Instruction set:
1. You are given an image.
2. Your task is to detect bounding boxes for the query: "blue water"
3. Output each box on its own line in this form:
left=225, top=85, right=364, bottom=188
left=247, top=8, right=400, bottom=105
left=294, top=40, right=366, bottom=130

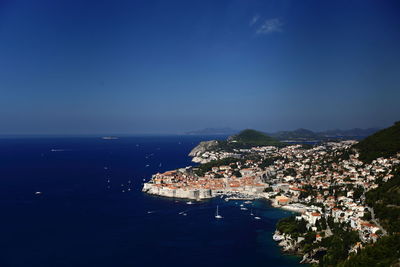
left=0, top=136, right=303, bottom=267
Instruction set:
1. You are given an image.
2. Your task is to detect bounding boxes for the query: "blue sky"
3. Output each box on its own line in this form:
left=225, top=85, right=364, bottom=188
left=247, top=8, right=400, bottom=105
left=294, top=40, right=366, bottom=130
left=0, top=0, right=399, bottom=134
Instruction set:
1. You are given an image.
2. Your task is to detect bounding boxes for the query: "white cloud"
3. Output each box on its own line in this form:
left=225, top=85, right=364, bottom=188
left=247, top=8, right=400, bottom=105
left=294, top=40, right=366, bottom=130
left=256, top=18, right=283, bottom=35
left=249, top=14, right=260, bottom=26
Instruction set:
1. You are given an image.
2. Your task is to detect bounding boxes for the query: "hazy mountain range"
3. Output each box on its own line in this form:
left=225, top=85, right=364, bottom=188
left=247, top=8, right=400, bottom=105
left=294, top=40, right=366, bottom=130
left=185, top=127, right=381, bottom=140
left=185, top=127, right=239, bottom=135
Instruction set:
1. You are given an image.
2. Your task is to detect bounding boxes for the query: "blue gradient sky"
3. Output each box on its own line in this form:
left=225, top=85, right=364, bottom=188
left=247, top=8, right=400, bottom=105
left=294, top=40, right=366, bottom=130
left=1, top=0, right=399, bottom=134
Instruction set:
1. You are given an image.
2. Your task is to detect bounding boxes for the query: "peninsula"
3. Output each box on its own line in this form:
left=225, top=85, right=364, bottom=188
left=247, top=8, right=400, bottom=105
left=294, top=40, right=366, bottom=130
left=142, top=130, right=280, bottom=199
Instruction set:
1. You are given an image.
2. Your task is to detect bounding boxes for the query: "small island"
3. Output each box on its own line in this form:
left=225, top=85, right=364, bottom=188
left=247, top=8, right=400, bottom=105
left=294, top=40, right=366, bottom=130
left=101, top=136, right=119, bottom=140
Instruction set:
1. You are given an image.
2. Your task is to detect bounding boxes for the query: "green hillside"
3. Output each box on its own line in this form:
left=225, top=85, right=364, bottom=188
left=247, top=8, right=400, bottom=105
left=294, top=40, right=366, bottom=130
left=340, top=168, right=400, bottom=267
left=365, top=167, right=400, bottom=233
left=339, top=234, right=400, bottom=267
left=341, top=122, right=400, bottom=266
left=229, top=129, right=281, bottom=147
left=354, top=121, right=400, bottom=163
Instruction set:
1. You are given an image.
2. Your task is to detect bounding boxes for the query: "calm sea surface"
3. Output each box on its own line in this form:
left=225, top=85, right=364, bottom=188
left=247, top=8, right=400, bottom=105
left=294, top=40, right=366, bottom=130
left=0, top=136, right=304, bottom=267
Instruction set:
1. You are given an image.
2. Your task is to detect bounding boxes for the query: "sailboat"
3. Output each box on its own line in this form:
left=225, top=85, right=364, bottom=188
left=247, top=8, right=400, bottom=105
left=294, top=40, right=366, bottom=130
left=253, top=209, right=261, bottom=220
left=215, top=205, right=223, bottom=219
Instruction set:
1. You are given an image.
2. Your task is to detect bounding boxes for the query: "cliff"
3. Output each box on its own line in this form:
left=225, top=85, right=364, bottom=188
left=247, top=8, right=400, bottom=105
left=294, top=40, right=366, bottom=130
left=188, top=140, right=219, bottom=159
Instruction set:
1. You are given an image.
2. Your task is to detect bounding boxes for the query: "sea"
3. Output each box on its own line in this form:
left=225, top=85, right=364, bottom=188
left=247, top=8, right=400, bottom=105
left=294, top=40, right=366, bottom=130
left=0, top=136, right=304, bottom=267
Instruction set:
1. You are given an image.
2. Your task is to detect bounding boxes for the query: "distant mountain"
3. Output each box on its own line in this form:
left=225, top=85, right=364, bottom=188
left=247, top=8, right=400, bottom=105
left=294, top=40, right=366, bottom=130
left=228, top=129, right=281, bottom=147
left=268, top=127, right=381, bottom=141
left=187, top=127, right=381, bottom=141
left=354, top=121, right=400, bottom=163
left=185, top=127, right=238, bottom=135
left=319, top=128, right=380, bottom=137
left=270, top=128, right=319, bottom=140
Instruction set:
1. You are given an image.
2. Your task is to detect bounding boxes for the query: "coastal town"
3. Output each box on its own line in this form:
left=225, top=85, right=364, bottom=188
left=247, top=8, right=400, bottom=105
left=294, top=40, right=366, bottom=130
left=143, top=132, right=400, bottom=264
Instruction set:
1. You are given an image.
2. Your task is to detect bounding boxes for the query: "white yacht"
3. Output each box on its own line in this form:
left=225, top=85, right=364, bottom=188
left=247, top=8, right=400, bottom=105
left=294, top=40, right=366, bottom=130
left=215, top=205, right=223, bottom=219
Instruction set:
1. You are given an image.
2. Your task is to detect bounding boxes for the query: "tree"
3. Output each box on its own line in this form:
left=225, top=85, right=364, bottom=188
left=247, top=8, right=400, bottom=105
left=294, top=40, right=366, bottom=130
left=320, top=217, right=327, bottom=230
left=362, top=211, right=372, bottom=221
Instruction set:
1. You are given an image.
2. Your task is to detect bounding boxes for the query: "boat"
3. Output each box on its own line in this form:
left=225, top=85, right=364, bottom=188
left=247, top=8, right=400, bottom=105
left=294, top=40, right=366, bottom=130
left=240, top=207, right=248, bottom=211
left=35, top=191, right=42, bottom=195
left=244, top=201, right=252, bottom=204
left=51, top=149, right=65, bottom=152
left=254, top=216, right=261, bottom=220
left=186, top=201, right=193, bottom=205
left=179, top=211, right=188, bottom=216
left=215, top=205, right=223, bottom=219
left=250, top=209, right=254, bottom=216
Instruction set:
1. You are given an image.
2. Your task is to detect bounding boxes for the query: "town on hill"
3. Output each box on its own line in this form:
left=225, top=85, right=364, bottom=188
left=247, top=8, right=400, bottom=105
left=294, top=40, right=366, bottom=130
left=143, top=122, right=400, bottom=266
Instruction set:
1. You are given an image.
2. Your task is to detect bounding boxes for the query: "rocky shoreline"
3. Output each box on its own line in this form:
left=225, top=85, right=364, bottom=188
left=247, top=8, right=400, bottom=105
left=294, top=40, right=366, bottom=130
left=273, top=230, right=320, bottom=264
